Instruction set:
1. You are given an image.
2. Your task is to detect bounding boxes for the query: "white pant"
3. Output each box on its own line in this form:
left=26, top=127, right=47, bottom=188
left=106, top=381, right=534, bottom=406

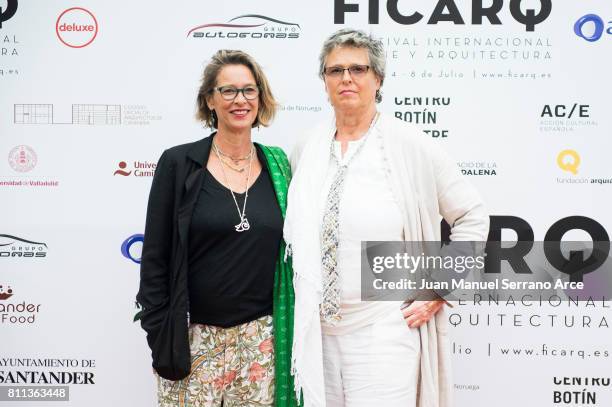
left=322, top=307, right=421, bottom=407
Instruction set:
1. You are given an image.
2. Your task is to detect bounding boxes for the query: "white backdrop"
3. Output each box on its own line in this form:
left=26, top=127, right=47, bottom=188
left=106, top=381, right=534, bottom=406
left=2, top=0, right=611, bottom=406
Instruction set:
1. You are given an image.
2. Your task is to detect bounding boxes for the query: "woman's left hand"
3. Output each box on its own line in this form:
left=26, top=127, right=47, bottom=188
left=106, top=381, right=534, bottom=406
left=400, top=300, right=445, bottom=328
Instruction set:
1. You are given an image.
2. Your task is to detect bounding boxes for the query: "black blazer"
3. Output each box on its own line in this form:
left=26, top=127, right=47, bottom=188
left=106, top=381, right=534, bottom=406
left=136, top=134, right=224, bottom=380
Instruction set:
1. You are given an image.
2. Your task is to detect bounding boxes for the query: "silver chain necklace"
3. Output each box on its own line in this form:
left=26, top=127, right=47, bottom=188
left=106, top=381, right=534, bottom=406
left=212, top=141, right=254, bottom=232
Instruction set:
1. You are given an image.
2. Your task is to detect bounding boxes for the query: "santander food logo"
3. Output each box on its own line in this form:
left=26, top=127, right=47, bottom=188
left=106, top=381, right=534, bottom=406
left=55, top=7, right=98, bottom=48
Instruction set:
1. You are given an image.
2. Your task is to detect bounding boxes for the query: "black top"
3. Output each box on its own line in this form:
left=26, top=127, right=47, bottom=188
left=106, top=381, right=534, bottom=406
left=187, top=146, right=283, bottom=327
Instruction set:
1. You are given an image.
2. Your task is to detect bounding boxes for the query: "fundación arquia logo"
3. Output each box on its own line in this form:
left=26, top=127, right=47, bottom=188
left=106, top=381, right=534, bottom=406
left=0, top=0, right=18, bottom=29
left=188, top=14, right=300, bottom=39
left=56, top=7, right=98, bottom=48
left=557, top=150, right=580, bottom=175
left=556, top=150, right=612, bottom=186
left=574, top=13, right=612, bottom=42
left=8, top=145, right=37, bottom=173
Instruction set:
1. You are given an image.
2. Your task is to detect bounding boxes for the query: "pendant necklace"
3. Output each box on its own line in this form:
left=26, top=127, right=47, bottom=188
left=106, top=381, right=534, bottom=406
left=213, top=141, right=254, bottom=232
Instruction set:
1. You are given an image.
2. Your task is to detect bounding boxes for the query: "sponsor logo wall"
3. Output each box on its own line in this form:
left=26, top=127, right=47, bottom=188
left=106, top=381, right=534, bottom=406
left=2, top=1, right=611, bottom=406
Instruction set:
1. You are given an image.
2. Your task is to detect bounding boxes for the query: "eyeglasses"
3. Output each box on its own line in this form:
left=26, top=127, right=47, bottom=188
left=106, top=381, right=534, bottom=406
left=214, top=85, right=259, bottom=101
left=323, top=65, right=370, bottom=78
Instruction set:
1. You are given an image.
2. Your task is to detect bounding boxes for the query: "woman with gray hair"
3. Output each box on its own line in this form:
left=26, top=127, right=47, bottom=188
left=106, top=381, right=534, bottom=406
left=284, top=28, right=489, bottom=406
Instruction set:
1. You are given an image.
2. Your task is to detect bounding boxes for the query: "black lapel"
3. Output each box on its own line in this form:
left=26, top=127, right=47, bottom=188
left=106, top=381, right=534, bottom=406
left=177, top=135, right=214, bottom=248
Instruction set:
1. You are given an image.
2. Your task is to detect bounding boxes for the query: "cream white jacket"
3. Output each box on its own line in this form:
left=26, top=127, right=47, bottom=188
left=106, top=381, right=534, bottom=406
left=284, top=113, right=489, bottom=407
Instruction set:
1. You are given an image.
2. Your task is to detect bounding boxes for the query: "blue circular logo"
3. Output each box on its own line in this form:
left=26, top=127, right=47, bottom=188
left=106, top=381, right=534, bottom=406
left=121, top=234, right=144, bottom=264
left=574, top=14, right=605, bottom=42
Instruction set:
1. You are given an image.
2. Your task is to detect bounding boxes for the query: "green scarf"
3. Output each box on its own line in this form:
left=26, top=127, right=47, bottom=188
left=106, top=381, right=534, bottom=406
left=262, top=145, right=299, bottom=407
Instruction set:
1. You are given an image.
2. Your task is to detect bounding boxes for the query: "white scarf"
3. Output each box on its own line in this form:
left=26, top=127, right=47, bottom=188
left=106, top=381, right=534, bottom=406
left=283, top=119, right=335, bottom=407
left=284, top=113, right=483, bottom=407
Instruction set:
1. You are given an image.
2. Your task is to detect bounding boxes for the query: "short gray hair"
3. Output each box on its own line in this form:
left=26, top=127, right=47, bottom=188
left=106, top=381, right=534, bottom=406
left=319, top=28, right=386, bottom=103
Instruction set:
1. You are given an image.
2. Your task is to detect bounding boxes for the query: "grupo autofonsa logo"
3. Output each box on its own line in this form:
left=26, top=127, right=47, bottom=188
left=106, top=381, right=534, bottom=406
left=557, top=150, right=580, bottom=175
left=188, top=14, right=300, bottom=39
left=0, top=234, right=48, bottom=258
left=121, top=234, right=143, bottom=264
left=8, top=145, right=37, bottom=173
left=56, top=7, right=98, bottom=48
left=574, top=13, right=612, bottom=42
left=0, top=0, right=18, bottom=29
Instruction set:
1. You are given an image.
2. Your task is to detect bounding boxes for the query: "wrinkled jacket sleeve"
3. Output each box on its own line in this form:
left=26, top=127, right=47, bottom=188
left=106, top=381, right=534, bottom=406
left=427, top=141, right=489, bottom=301
left=430, top=142, right=489, bottom=241
left=136, top=150, right=175, bottom=351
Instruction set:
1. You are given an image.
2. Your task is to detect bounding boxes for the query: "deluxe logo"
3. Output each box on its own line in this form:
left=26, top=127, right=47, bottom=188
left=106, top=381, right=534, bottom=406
left=121, top=234, right=144, bottom=264
left=8, top=145, right=37, bottom=173
left=334, top=0, right=552, bottom=32
left=0, top=285, right=13, bottom=300
left=113, top=161, right=156, bottom=177
left=0, top=0, right=18, bottom=29
left=188, top=14, right=300, bottom=39
left=0, top=234, right=48, bottom=259
left=557, top=150, right=580, bottom=175
left=56, top=7, right=98, bottom=48
left=574, top=13, right=612, bottom=42
left=0, top=284, right=42, bottom=325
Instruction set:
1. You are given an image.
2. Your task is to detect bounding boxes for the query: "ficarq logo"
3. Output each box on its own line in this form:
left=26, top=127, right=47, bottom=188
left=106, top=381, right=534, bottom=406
left=574, top=13, right=612, bottom=42
left=0, top=0, right=18, bottom=29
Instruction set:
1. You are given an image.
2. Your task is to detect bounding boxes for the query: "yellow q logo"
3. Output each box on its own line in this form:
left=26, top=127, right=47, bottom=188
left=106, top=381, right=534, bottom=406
left=557, top=150, right=580, bottom=175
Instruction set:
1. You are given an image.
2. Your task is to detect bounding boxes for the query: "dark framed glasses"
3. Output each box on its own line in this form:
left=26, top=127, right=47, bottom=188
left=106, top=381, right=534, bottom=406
left=323, top=65, right=370, bottom=78
left=214, top=85, right=260, bottom=101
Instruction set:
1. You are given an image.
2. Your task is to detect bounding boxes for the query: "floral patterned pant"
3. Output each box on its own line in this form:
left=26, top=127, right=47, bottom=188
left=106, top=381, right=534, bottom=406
left=157, top=315, right=274, bottom=407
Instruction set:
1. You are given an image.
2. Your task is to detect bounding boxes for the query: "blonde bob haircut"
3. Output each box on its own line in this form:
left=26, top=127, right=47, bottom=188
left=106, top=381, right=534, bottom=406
left=196, top=49, right=277, bottom=129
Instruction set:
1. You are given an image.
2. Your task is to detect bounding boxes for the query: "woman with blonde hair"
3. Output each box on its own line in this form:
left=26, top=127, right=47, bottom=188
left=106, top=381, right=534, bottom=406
left=137, top=49, right=297, bottom=407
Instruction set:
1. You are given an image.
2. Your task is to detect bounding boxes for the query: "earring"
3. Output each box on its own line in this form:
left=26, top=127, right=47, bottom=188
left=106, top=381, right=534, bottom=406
left=375, top=89, right=381, bottom=102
